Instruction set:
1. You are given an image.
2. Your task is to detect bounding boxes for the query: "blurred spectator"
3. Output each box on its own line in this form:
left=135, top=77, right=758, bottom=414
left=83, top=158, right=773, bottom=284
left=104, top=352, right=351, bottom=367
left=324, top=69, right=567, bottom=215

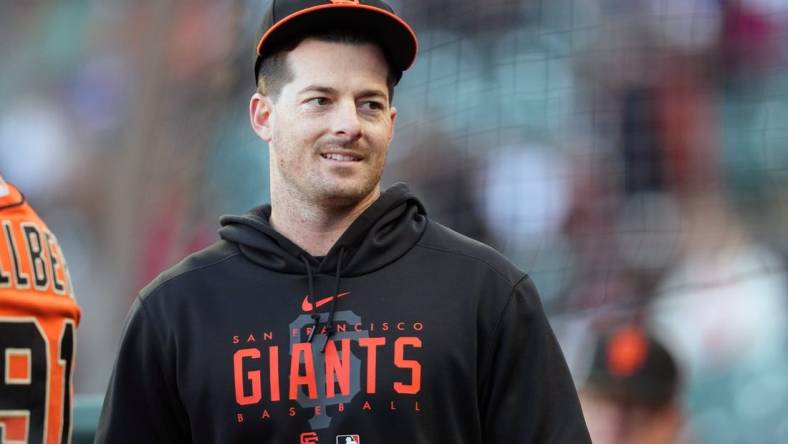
left=720, top=0, right=778, bottom=87
left=648, top=194, right=788, bottom=443
left=580, top=324, right=685, bottom=444
left=389, top=129, right=492, bottom=245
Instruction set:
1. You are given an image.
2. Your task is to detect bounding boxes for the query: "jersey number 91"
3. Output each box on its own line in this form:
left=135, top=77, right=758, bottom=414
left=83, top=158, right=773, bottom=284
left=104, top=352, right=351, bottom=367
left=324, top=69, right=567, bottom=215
left=0, top=318, right=75, bottom=444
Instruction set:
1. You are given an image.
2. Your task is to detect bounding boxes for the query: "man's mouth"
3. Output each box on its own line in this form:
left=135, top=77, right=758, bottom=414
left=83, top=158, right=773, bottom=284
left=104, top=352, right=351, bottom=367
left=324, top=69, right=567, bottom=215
left=321, top=153, right=362, bottom=162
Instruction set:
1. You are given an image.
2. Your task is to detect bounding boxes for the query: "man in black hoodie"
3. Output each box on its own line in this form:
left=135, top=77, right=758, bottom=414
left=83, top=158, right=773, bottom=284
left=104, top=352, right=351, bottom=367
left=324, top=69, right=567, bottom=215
left=95, top=1, right=591, bottom=443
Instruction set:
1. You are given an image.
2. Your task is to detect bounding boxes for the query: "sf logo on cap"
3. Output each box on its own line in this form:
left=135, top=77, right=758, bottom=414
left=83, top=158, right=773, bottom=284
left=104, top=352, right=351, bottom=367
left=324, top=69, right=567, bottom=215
left=330, top=0, right=360, bottom=4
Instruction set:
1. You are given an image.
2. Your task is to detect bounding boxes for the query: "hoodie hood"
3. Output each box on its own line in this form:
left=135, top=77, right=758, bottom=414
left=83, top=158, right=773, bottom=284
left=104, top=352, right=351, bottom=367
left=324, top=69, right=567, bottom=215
left=218, top=183, right=427, bottom=277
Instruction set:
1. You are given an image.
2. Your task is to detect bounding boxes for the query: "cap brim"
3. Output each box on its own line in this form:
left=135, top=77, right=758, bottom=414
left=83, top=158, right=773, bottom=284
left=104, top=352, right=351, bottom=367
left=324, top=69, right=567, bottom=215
left=255, top=4, right=417, bottom=81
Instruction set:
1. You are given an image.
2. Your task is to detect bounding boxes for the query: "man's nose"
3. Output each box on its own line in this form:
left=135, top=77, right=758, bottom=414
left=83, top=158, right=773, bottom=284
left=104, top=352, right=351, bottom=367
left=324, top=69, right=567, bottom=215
left=331, top=99, right=362, bottom=140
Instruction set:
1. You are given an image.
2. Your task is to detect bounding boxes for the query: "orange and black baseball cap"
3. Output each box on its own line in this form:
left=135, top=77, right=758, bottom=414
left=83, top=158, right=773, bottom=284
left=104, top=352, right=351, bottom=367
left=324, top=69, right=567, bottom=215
left=254, top=0, right=418, bottom=85
left=585, top=325, right=680, bottom=409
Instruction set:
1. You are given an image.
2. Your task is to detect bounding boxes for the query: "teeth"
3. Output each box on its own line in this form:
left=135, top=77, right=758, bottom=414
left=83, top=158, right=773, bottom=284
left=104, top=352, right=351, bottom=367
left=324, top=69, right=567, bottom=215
left=322, top=153, right=358, bottom=161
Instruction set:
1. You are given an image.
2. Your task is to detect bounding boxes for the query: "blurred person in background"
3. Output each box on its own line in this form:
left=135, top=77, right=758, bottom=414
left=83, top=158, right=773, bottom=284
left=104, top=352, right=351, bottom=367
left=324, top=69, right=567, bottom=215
left=390, top=129, right=493, bottom=245
left=580, top=324, right=685, bottom=444
left=647, top=191, right=788, bottom=443
left=0, top=175, right=80, bottom=444
left=95, top=0, right=590, bottom=442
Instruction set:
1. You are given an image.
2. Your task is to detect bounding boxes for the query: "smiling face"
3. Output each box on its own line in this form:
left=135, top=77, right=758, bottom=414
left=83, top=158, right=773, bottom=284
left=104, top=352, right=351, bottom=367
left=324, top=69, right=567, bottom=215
left=250, top=38, right=397, bottom=209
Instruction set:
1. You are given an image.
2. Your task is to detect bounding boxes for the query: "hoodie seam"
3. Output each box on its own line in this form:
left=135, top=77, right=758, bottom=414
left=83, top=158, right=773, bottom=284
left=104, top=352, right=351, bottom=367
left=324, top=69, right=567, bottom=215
left=477, top=274, right=530, bottom=396
left=414, top=243, right=525, bottom=287
left=489, top=275, right=530, bottom=344
left=140, top=252, right=242, bottom=300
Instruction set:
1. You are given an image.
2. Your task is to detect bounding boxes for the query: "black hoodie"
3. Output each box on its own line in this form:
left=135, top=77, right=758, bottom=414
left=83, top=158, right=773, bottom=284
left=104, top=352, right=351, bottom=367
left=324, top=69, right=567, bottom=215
left=95, top=184, right=590, bottom=443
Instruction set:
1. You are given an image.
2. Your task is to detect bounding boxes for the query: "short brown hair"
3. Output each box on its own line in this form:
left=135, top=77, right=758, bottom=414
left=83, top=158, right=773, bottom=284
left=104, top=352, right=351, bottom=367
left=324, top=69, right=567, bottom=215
left=256, top=28, right=398, bottom=103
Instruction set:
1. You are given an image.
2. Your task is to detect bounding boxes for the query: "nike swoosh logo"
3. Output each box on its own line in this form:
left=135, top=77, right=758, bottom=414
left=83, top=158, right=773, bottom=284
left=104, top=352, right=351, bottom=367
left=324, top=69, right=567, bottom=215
left=302, top=291, right=352, bottom=312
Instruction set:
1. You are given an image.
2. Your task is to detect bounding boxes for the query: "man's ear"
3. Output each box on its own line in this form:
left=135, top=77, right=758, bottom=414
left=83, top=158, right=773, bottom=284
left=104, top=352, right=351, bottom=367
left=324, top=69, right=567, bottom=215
left=388, top=105, right=397, bottom=142
left=250, top=92, right=273, bottom=142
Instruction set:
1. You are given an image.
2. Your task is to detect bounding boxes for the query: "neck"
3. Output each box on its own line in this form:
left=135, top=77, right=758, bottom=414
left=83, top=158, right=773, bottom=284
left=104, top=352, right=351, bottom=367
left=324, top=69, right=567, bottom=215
left=269, top=187, right=381, bottom=257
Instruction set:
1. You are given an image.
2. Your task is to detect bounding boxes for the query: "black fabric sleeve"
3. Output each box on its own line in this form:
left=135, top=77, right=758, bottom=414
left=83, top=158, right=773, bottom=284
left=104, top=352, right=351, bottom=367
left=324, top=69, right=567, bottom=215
left=94, top=296, right=191, bottom=444
left=478, top=277, right=591, bottom=443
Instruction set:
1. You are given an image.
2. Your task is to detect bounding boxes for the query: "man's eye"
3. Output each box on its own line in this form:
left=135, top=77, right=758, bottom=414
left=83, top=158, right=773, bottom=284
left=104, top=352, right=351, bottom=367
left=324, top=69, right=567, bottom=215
left=361, top=101, right=384, bottom=111
left=307, top=97, right=330, bottom=106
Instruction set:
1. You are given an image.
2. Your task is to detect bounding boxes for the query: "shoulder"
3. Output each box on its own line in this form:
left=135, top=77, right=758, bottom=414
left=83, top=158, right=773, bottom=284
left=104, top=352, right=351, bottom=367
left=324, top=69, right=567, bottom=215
left=0, top=181, right=44, bottom=228
left=415, top=220, right=525, bottom=287
left=139, top=240, right=241, bottom=301
left=0, top=179, right=25, bottom=211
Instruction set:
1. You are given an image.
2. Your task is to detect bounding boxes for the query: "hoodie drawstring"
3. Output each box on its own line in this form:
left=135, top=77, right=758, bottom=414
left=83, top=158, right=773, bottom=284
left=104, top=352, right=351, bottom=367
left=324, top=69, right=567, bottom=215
left=300, top=248, right=347, bottom=352
left=321, top=247, right=345, bottom=352
left=300, top=255, right=321, bottom=344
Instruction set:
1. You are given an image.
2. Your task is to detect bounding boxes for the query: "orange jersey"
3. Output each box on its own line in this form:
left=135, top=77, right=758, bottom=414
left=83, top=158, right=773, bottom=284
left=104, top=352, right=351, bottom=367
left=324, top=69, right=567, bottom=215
left=0, top=179, right=80, bottom=444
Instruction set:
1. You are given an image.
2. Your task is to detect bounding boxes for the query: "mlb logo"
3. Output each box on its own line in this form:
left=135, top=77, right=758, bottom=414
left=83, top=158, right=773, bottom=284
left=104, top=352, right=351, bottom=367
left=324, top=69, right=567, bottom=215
left=336, top=435, right=360, bottom=444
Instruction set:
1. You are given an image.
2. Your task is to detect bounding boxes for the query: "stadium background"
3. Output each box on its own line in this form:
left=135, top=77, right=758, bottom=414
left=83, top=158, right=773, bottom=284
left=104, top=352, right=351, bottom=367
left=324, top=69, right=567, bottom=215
left=1, top=0, right=788, bottom=442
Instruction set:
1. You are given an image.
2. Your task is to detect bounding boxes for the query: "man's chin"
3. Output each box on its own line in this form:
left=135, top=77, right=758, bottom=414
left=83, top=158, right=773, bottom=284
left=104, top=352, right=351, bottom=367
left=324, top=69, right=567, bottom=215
left=313, top=182, right=379, bottom=208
